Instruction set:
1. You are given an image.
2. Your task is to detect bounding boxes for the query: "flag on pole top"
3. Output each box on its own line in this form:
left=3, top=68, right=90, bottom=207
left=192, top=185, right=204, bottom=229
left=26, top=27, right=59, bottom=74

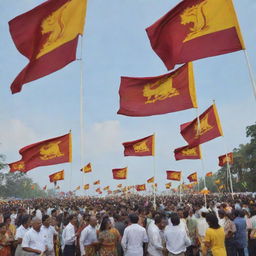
left=206, top=172, right=213, bottom=177
left=93, top=180, right=100, bottom=185
left=218, top=153, right=233, bottom=166
left=166, top=171, right=181, bottom=181
left=80, top=163, right=92, bottom=173
left=147, top=177, right=155, bottom=183
left=174, top=144, right=201, bottom=160
left=112, top=168, right=128, bottom=180
left=187, top=172, right=198, bottom=183
left=49, top=170, right=64, bottom=183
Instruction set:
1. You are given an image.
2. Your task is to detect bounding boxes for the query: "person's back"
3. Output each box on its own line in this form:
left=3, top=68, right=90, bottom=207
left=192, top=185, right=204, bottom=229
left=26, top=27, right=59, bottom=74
left=234, top=211, right=247, bottom=250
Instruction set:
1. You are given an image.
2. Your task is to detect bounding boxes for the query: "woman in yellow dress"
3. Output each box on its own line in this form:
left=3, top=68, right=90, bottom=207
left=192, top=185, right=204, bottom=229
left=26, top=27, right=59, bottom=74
left=204, top=212, right=227, bottom=256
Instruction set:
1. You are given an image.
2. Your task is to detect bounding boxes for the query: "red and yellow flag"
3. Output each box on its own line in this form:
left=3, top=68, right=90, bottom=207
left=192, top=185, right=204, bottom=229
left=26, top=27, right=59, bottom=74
left=219, top=185, right=225, bottom=190
left=117, top=184, right=122, bottom=188
left=180, top=104, right=223, bottom=147
left=166, top=171, right=181, bottom=181
left=136, top=184, right=146, bottom=191
left=103, top=186, right=110, bottom=191
left=206, top=172, right=213, bottom=177
left=9, top=0, right=87, bottom=94
left=96, top=188, right=101, bottom=193
left=147, top=177, right=155, bottom=183
left=118, top=63, right=197, bottom=116
left=218, top=153, right=233, bottom=166
left=165, top=182, right=172, bottom=189
left=187, top=172, right=198, bottom=183
left=146, top=0, right=244, bottom=70
left=93, top=180, right=100, bottom=185
left=112, top=168, right=128, bottom=180
left=83, top=184, right=90, bottom=190
left=80, top=162, right=92, bottom=173
left=9, top=133, right=72, bottom=173
left=75, top=186, right=80, bottom=191
left=215, top=179, right=221, bottom=185
left=174, top=145, right=201, bottom=161
left=49, top=170, right=64, bottom=183
left=123, top=135, right=155, bottom=156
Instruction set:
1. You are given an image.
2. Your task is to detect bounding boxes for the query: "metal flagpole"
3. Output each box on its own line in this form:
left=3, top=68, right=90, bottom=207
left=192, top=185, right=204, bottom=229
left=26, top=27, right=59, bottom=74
left=153, top=134, right=157, bottom=209
left=179, top=172, right=182, bottom=202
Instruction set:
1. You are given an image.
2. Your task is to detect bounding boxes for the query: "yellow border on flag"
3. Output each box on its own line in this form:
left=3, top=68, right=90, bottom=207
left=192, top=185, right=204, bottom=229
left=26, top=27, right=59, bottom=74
left=188, top=62, right=198, bottom=108
left=152, top=133, right=155, bottom=156
left=213, top=104, right=224, bottom=136
left=69, top=132, right=72, bottom=162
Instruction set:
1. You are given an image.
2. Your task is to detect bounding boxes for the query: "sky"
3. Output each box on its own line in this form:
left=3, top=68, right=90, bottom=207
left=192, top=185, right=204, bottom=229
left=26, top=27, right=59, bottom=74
left=0, top=0, right=255, bottom=195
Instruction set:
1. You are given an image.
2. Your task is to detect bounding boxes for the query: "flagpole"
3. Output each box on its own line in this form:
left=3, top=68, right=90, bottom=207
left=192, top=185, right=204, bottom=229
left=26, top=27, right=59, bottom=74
left=69, top=130, right=73, bottom=192
left=179, top=172, right=182, bottom=203
left=153, top=133, right=157, bottom=210
left=243, top=50, right=256, bottom=101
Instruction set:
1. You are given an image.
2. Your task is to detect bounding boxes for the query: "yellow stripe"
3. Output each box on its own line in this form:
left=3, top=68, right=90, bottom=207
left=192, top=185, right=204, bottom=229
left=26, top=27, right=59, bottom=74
left=198, top=145, right=202, bottom=159
left=188, top=62, right=198, bottom=108
left=69, top=132, right=72, bottom=162
left=213, top=103, right=224, bottom=136
left=152, top=133, right=155, bottom=156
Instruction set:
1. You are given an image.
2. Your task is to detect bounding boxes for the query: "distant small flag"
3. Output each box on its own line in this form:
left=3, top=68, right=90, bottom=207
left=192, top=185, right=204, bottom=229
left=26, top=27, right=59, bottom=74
left=31, top=184, right=35, bottom=190
left=108, top=190, right=112, bottom=195
left=83, top=184, right=89, bottom=190
left=80, top=163, right=92, bottom=173
left=112, top=168, right=128, bottom=180
left=117, top=184, right=122, bottom=188
left=218, top=153, right=233, bottom=167
left=147, top=177, right=155, bottom=183
left=103, top=186, right=110, bottom=191
left=206, top=172, right=213, bottom=177
left=136, top=184, right=146, bottom=191
left=55, top=185, right=60, bottom=190
left=166, top=171, right=181, bottom=181
left=96, top=188, right=101, bottom=193
left=200, top=188, right=210, bottom=195
left=215, top=179, right=221, bottom=185
left=187, top=172, right=198, bottom=183
left=93, top=180, right=100, bottom=185
left=219, top=185, right=225, bottom=190
left=75, top=186, right=80, bottom=190
left=165, top=182, right=171, bottom=189
left=43, top=185, right=47, bottom=190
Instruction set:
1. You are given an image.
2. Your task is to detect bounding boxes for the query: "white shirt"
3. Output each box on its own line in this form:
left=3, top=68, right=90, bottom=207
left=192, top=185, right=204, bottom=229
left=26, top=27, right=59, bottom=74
left=10, top=213, right=17, bottom=225
left=22, top=228, right=46, bottom=252
left=79, top=225, right=98, bottom=256
left=147, top=223, right=164, bottom=256
left=196, top=217, right=209, bottom=237
left=15, top=225, right=29, bottom=240
left=41, top=225, right=58, bottom=251
left=62, top=223, right=76, bottom=245
left=164, top=225, right=191, bottom=254
left=36, top=209, right=42, bottom=220
left=121, top=224, right=148, bottom=256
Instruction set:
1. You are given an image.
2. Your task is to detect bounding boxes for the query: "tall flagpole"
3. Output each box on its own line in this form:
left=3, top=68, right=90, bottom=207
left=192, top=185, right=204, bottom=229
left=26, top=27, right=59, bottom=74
left=153, top=133, right=157, bottom=210
left=179, top=172, right=182, bottom=202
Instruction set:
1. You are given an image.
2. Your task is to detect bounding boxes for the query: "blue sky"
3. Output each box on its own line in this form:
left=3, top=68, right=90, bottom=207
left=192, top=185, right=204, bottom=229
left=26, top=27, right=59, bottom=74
left=0, top=0, right=255, bottom=195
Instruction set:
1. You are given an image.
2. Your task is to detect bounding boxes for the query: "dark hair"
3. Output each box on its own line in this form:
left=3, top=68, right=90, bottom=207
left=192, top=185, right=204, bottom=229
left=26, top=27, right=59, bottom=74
left=154, top=214, right=163, bottom=225
left=3, top=215, right=11, bottom=223
left=0, top=223, right=5, bottom=229
left=21, top=215, right=30, bottom=225
left=68, top=214, right=77, bottom=222
left=218, top=210, right=226, bottom=218
left=206, top=213, right=220, bottom=229
left=42, top=215, right=50, bottom=223
left=129, top=213, right=139, bottom=224
left=183, top=211, right=189, bottom=219
left=170, top=213, right=180, bottom=226
left=51, top=209, right=57, bottom=215
left=100, top=217, right=110, bottom=231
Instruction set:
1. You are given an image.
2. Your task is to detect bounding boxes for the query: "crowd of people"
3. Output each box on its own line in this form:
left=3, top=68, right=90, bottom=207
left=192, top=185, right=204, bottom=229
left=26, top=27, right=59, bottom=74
left=0, top=193, right=255, bottom=256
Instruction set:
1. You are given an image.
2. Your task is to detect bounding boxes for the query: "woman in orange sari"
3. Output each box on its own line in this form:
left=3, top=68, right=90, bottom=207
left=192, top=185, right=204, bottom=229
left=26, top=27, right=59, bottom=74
left=98, top=217, right=121, bottom=256
left=0, top=223, right=11, bottom=256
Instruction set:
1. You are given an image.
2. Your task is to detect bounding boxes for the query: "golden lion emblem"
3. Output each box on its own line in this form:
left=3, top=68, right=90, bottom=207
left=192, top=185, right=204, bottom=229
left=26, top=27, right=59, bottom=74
left=143, top=76, right=179, bottom=104
left=13, top=161, right=25, bottom=170
left=180, top=0, right=209, bottom=42
left=181, top=148, right=197, bottom=156
left=194, top=114, right=213, bottom=138
left=133, top=141, right=150, bottom=153
left=40, top=141, right=64, bottom=160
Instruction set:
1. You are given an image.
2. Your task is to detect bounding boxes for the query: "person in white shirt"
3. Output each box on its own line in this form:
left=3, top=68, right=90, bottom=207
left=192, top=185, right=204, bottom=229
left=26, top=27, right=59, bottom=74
left=62, top=214, right=78, bottom=256
left=15, top=214, right=31, bottom=256
left=35, top=207, right=42, bottom=220
left=79, top=216, right=98, bottom=256
left=121, top=213, right=148, bottom=256
left=22, top=217, right=47, bottom=255
left=164, top=213, right=191, bottom=256
left=147, top=214, right=167, bottom=256
left=10, top=209, right=17, bottom=226
left=41, top=215, right=58, bottom=256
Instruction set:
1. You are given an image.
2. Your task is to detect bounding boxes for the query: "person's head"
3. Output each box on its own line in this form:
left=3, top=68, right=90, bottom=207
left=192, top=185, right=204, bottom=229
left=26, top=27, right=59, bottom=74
left=3, top=215, right=11, bottom=226
left=69, top=214, right=78, bottom=226
left=206, top=213, right=220, bottom=229
left=218, top=210, right=226, bottom=219
left=21, top=215, right=31, bottom=228
left=31, top=217, right=42, bottom=232
left=129, top=213, right=139, bottom=224
left=177, top=208, right=184, bottom=219
left=89, top=216, right=97, bottom=227
left=0, top=223, right=6, bottom=234
left=51, top=209, right=57, bottom=217
left=154, top=214, right=167, bottom=230
left=170, top=213, right=180, bottom=226
left=100, top=216, right=111, bottom=231
left=42, top=215, right=50, bottom=228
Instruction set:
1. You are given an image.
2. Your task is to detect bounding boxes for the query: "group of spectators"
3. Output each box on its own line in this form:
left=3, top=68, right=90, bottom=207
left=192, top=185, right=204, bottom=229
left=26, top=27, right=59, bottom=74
left=0, top=193, right=255, bottom=256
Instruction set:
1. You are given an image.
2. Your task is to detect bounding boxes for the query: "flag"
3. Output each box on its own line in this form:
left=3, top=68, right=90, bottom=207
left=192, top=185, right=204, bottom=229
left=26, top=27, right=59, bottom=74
left=55, top=185, right=60, bottom=190
left=96, top=188, right=101, bottom=193
left=9, top=0, right=87, bottom=94
left=117, top=184, right=122, bottom=188
left=9, top=133, right=72, bottom=173
left=152, top=183, right=158, bottom=189
left=166, top=171, right=181, bottom=181
left=215, top=179, right=221, bottom=185
left=218, top=153, right=233, bottom=166
left=118, top=63, right=197, bottom=116
left=187, top=172, right=198, bottom=183
left=147, top=177, right=155, bottom=183
left=83, top=184, right=89, bottom=190
left=136, top=184, right=146, bottom=191
left=165, top=182, right=172, bottom=189
left=80, top=162, right=92, bottom=173
left=219, top=185, right=225, bottom=190
left=112, top=168, right=128, bottom=180
left=49, top=170, right=64, bottom=183
left=108, top=190, right=112, bottom=195
left=43, top=185, right=47, bottom=190
left=31, top=184, right=35, bottom=190
left=75, top=186, right=80, bottom=191
left=146, top=0, right=244, bottom=70
left=123, top=134, right=155, bottom=156
left=93, top=180, right=100, bottom=185
left=103, top=186, right=110, bottom=191
left=174, top=144, right=201, bottom=160
left=180, top=104, right=223, bottom=147
left=200, top=188, right=210, bottom=195
left=206, top=172, right=213, bottom=177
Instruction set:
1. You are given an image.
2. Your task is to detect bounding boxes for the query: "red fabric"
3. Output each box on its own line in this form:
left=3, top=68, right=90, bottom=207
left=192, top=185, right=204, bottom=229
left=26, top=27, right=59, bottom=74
left=218, top=152, right=233, bottom=166
left=166, top=171, right=181, bottom=181
left=174, top=145, right=201, bottom=160
left=112, top=168, right=127, bottom=180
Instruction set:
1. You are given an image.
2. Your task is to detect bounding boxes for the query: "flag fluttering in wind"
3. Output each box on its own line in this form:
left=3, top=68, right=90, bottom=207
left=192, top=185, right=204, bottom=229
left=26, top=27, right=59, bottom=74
left=80, top=163, right=92, bottom=173
left=215, top=179, right=221, bottom=185
left=9, top=133, right=72, bottom=173
left=165, top=182, right=172, bottom=189
left=200, top=188, right=210, bottom=195
left=218, top=153, right=233, bottom=166
left=123, top=135, right=155, bottom=156
left=118, top=63, right=197, bottom=116
left=96, top=188, right=101, bottom=193
left=174, top=145, right=201, bottom=160
left=112, top=168, right=128, bottom=180
left=103, top=186, right=110, bottom=191
left=219, top=185, right=225, bottom=190
left=136, top=184, right=146, bottom=191
left=166, top=171, right=181, bottom=181
left=117, top=184, right=122, bottom=188
left=49, top=170, right=64, bottom=183
left=83, top=184, right=89, bottom=190
left=9, top=0, right=87, bottom=93
left=187, top=172, right=198, bottom=183
left=93, top=180, right=100, bottom=185
left=206, top=172, right=213, bottom=177
left=146, top=0, right=244, bottom=70
left=147, top=177, right=155, bottom=183
left=180, top=104, right=223, bottom=147
left=75, top=186, right=80, bottom=191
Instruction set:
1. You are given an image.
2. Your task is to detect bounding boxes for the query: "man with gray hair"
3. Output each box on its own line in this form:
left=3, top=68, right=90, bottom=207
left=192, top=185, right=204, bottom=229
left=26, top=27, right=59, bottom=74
left=22, top=217, right=47, bottom=256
